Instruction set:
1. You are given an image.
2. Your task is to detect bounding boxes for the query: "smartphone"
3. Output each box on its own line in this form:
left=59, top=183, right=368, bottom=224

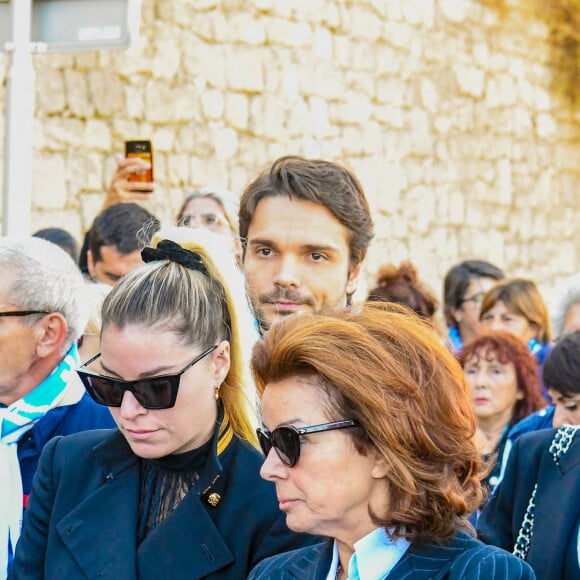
left=125, top=140, right=153, bottom=183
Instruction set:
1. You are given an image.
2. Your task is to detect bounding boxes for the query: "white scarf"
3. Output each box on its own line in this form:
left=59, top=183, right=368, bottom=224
left=0, top=345, right=84, bottom=579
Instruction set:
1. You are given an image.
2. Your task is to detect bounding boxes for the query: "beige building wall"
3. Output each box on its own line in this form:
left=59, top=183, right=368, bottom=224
left=0, top=0, right=578, bottom=303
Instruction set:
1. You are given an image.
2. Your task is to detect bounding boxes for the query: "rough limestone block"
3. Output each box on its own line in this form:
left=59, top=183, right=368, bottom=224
left=350, top=42, right=379, bottom=72
left=440, top=0, right=468, bottom=23
left=403, top=0, right=435, bottom=26
left=228, top=13, right=267, bottom=44
left=375, top=77, right=408, bottom=106
left=312, top=27, right=333, bottom=60
left=266, top=18, right=311, bottom=49
left=32, top=155, right=67, bottom=210
left=225, top=49, right=264, bottom=92
left=454, top=63, right=485, bottom=98
left=420, top=78, right=439, bottom=112
left=166, top=153, right=189, bottom=186
left=125, top=87, right=145, bottom=120
left=84, top=153, right=103, bottom=192
left=350, top=8, right=383, bottom=42
left=36, top=69, right=66, bottom=114
left=223, top=93, right=248, bottom=130
left=152, top=126, right=176, bottom=152
left=152, top=35, right=181, bottom=81
left=43, top=118, right=84, bottom=150
left=83, top=120, right=112, bottom=152
left=383, top=21, right=415, bottom=50
left=64, top=70, right=93, bottom=117
left=201, top=89, right=225, bottom=120
left=286, top=99, right=311, bottom=137
left=88, top=71, right=125, bottom=116
left=178, top=125, right=213, bottom=157
left=253, top=0, right=276, bottom=11
left=111, top=119, right=142, bottom=143
left=189, top=157, right=228, bottom=190
left=145, top=82, right=202, bottom=123
left=249, top=94, right=286, bottom=139
left=183, top=43, right=226, bottom=89
left=73, top=52, right=98, bottom=71
left=495, top=159, right=514, bottom=206
left=373, top=105, right=405, bottom=129
left=213, top=127, right=238, bottom=161
left=308, top=96, right=335, bottom=138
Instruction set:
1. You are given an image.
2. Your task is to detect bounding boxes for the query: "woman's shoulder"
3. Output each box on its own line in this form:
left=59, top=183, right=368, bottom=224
left=223, top=435, right=276, bottom=495
left=42, top=428, right=120, bottom=467
left=446, top=533, right=535, bottom=578
left=515, top=425, right=580, bottom=463
left=449, top=544, right=535, bottom=578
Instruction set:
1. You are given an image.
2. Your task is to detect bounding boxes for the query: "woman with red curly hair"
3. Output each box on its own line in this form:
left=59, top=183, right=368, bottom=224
left=459, top=332, right=545, bottom=490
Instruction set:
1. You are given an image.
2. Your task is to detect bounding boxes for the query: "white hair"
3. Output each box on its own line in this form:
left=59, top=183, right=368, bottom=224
left=0, top=236, right=89, bottom=348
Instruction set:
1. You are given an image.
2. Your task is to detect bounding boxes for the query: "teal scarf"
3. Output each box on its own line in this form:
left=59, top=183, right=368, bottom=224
left=0, top=344, right=84, bottom=578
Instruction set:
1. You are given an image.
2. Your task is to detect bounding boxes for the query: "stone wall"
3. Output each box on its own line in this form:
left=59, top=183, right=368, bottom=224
left=0, top=0, right=579, bottom=303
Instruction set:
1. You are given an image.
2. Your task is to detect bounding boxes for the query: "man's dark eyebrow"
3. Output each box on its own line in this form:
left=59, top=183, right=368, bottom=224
left=247, top=238, right=278, bottom=248
left=247, top=240, right=339, bottom=254
left=301, top=244, right=339, bottom=254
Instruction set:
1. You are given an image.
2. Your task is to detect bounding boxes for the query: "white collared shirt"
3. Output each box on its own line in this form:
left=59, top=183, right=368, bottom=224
left=325, top=528, right=411, bottom=580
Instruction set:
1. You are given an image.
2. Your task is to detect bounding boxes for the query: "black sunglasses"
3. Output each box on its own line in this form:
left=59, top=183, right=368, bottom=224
left=256, top=420, right=358, bottom=467
left=77, top=345, right=217, bottom=409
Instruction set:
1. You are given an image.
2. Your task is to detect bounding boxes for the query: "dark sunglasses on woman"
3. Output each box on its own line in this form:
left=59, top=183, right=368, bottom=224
left=76, top=345, right=217, bottom=410
left=256, top=420, right=359, bottom=467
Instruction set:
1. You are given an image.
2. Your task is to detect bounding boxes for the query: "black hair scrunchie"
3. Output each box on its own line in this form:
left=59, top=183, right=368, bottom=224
left=141, top=239, right=208, bottom=275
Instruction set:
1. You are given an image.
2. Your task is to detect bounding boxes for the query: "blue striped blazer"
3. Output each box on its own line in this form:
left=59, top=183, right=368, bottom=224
left=248, top=530, right=535, bottom=579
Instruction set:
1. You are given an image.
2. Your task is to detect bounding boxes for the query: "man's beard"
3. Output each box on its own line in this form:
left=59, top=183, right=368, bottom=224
left=254, top=287, right=316, bottom=331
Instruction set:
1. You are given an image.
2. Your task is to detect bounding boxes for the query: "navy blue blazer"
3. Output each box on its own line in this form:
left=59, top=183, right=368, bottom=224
left=248, top=531, right=535, bottom=579
left=478, top=428, right=580, bottom=579
left=9, top=415, right=314, bottom=579
left=17, top=392, right=115, bottom=501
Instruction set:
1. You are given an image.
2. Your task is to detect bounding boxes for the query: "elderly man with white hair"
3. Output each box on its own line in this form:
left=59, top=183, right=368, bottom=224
left=0, top=237, right=114, bottom=579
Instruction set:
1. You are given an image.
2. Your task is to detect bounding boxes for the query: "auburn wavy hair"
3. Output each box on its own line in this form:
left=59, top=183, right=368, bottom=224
left=458, top=331, right=545, bottom=424
left=251, top=302, right=485, bottom=543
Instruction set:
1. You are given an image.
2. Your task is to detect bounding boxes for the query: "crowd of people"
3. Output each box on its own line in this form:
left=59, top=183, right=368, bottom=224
left=2, top=152, right=579, bottom=579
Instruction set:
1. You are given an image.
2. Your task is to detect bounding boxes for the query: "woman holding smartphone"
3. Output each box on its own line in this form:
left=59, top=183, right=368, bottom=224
left=9, top=229, right=311, bottom=579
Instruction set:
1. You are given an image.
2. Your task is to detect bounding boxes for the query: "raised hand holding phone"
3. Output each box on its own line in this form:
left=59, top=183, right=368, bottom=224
left=103, top=145, right=155, bottom=210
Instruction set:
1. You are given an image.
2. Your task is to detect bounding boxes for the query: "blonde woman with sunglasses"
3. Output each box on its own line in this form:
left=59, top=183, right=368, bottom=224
left=9, top=228, right=313, bottom=580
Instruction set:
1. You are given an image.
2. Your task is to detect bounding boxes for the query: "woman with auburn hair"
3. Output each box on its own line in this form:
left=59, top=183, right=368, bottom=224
left=248, top=303, right=533, bottom=579
left=459, top=332, right=545, bottom=491
left=10, top=228, right=312, bottom=579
